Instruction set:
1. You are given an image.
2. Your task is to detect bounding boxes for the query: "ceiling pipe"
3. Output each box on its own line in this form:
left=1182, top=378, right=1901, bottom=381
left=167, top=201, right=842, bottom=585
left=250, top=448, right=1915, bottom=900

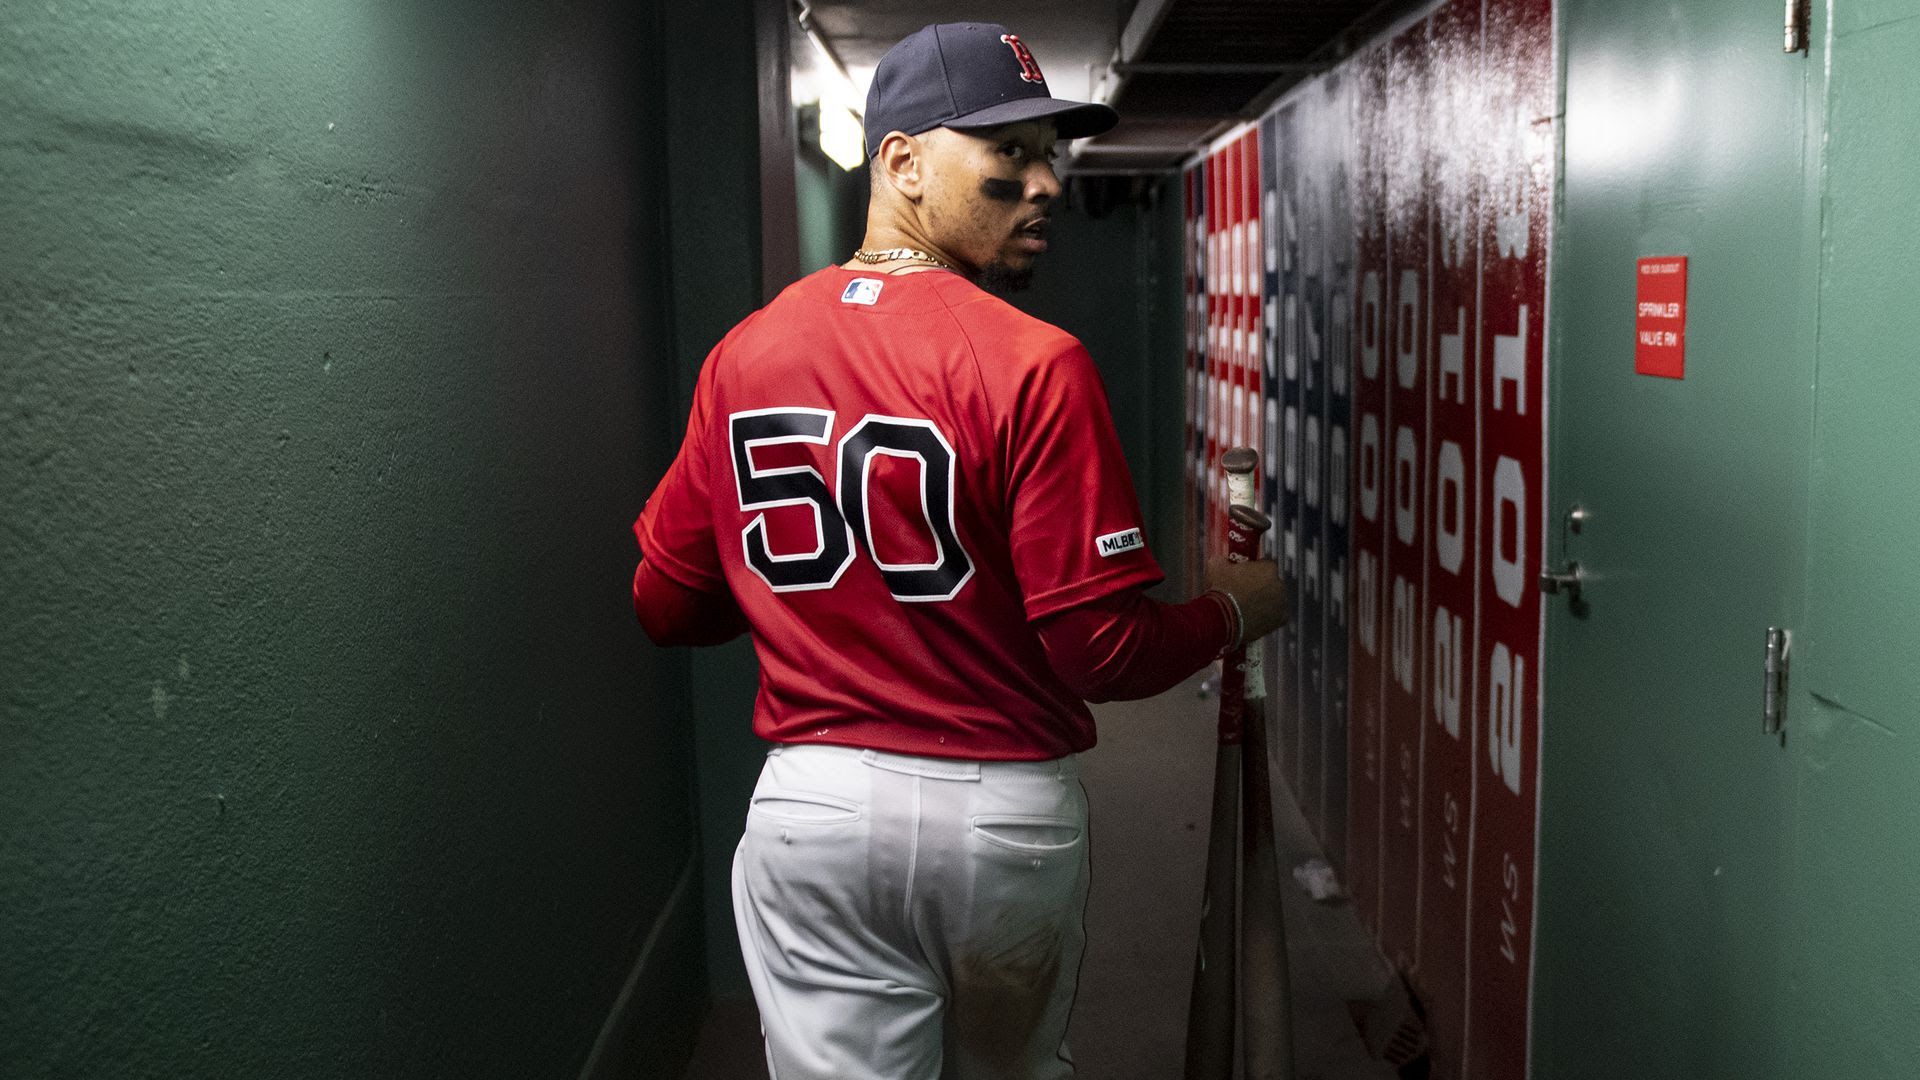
left=1113, top=61, right=1334, bottom=76
left=1065, top=0, right=1178, bottom=174
left=792, top=0, right=863, bottom=117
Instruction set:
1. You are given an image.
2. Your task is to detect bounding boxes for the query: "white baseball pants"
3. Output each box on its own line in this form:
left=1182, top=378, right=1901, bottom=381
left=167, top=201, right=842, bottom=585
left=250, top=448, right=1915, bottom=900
left=731, top=743, right=1092, bottom=1080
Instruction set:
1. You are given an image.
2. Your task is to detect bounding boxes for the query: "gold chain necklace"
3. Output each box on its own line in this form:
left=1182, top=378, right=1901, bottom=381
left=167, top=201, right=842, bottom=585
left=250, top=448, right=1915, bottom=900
left=852, top=246, right=955, bottom=270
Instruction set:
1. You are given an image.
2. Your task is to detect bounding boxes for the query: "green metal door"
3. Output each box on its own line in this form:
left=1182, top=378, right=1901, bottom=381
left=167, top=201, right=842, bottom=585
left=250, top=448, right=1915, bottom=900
left=1535, top=1, right=1824, bottom=1077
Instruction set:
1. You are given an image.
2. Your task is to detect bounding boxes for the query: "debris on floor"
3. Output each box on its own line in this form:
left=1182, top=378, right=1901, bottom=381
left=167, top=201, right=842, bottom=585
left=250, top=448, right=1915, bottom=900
left=1293, top=856, right=1344, bottom=902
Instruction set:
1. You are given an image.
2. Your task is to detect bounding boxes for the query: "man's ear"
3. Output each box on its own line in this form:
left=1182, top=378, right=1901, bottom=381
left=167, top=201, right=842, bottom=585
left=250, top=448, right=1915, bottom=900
left=876, top=131, right=926, bottom=200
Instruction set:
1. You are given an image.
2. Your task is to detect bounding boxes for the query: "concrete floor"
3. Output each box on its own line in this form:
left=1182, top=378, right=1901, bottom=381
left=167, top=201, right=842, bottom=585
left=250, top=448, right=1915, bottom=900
left=682, top=671, right=1400, bottom=1079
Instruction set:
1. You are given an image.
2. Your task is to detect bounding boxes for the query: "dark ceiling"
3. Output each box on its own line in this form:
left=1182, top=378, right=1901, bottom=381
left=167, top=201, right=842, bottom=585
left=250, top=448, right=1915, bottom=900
left=800, top=0, right=1422, bottom=172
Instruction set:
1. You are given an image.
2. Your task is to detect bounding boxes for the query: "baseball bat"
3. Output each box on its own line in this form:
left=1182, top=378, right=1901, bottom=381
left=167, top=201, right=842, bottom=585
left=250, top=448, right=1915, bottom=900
left=1183, top=447, right=1262, bottom=1080
left=1233, top=502, right=1294, bottom=1078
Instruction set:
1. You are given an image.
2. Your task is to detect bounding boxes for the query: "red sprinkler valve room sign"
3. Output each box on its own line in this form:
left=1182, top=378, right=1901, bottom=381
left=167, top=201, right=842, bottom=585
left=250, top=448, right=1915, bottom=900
left=1635, top=256, right=1688, bottom=378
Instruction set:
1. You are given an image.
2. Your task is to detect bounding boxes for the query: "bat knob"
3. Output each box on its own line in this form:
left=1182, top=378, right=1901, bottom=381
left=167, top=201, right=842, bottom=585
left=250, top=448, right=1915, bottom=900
left=1221, top=446, right=1258, bottom=475
left=1229, top=504, right=1271, bottom=533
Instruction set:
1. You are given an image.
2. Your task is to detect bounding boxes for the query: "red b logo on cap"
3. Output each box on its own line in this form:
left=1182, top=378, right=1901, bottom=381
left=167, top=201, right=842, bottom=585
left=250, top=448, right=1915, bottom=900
left=1000, top=34, right=1044, bottom=84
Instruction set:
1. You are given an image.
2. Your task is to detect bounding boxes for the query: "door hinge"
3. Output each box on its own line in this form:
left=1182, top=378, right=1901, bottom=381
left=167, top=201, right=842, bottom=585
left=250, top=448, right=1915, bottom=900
left=1784, top=0, right=1810, bottom=54
left=1763, top=627, right=1791, bottom=736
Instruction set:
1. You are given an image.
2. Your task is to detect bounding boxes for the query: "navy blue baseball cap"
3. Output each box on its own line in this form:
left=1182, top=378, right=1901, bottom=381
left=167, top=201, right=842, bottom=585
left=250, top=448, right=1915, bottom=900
left=863, top=23, right=1119, bottom=159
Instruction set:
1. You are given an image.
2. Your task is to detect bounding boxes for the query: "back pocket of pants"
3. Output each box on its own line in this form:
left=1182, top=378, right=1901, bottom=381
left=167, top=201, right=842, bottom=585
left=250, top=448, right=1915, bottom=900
left=750, top=789, right=861, bottom=826
left=971, top=815, right=1082, bottom=853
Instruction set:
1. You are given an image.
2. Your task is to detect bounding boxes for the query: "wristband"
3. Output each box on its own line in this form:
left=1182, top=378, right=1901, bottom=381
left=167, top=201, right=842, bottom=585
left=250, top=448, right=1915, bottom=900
left=1205, top=589, right=1244, bottom=653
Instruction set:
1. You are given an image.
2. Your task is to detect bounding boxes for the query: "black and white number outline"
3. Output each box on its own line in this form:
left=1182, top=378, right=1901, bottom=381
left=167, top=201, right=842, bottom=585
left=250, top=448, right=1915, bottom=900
left=838, top=414, right=974, bottom=602
left=726, top=407, right=975, bottom=601
left=729, top=407, right=856, bottom=592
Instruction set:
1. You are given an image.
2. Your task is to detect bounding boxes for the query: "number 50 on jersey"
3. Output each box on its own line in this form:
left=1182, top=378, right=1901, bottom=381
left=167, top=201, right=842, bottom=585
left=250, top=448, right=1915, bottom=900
left=729, top=408, right=974, bottom=602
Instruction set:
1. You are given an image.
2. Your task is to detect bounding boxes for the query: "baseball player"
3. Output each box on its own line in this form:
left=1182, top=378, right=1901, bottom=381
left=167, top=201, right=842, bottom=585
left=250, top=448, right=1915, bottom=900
left=631, top=22, right=1287, bottom=1079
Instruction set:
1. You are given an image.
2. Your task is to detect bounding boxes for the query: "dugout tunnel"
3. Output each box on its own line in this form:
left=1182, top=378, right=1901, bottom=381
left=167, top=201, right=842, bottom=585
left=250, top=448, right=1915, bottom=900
left=5, top=0, right=1920, bottom=1078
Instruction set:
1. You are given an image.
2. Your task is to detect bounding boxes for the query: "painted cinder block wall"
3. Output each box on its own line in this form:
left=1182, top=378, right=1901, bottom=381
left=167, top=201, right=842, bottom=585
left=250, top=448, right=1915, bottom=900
left=1785, top=3, right=1920, bottom=1076
left=0, top=1, right=744, bottom=1075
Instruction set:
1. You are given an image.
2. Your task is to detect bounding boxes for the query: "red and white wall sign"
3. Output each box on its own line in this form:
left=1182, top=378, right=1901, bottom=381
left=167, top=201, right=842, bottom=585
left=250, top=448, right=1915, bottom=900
left=1185, top=129, right=1266, bottom=587
left=1634, top=256, right=1688, bottom=378
left=1182, top=0, right=1552, bottom=1075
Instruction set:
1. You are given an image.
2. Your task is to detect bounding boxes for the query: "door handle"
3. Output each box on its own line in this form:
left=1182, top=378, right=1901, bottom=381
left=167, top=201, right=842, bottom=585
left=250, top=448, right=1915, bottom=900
left=1539, top=562, right=1582, bottom=604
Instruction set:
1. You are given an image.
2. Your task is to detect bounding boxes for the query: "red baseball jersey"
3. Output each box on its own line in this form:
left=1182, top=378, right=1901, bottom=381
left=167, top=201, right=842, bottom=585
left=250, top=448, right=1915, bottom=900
left=634, top=266, right=1163, bottom=759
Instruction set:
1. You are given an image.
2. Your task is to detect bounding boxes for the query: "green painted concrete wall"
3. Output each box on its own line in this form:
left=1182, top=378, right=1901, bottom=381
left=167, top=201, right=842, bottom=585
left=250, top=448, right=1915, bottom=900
left=1014, top=179, right=1190, bottom=589
left=659, top=0, right=780, bottom=1003
left=0, top=2, right=721, bottom=1076
left=1786, top=4, right=1920, bottom=1075
left=793, top=129, right=867, bottom=281
left=1142, top=176, right=1194, bottom=588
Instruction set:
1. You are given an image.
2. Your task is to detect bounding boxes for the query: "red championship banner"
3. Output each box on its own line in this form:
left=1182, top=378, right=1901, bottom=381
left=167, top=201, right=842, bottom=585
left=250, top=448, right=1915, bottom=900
left=1346, top=41, right=1391, bottom=939
left=1205, top=150, right=1222, bottom=559
left=1233, top=132, right=1259, bottom=510
left=1415, top=1, right=1484, bottom=1074
left=1183, top=166, right=1202, bottom=591
left=1225, top=136, right=1242, bottom=542
left=1194, top=132, right=1266, bottom=568
left=1243, top=130, right=1264, bottom=515
left=1377, top=26, right=1430, bottom=974
left=1205, top=151, right=1221, bottom=557
left=1213, top=140, right=1234, bottom=554
left=1238, top=131, right=1263, bottom=524
left=1467, top=0, right=1550, bottom=1076
left=1311, top=76, right=1354, bottom=870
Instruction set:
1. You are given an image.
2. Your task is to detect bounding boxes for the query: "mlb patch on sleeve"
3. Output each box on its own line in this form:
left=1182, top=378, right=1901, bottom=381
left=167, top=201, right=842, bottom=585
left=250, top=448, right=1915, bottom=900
left=1096, top=527, right=1144, bottom=558
left=841, top=278, right=884, bottom=306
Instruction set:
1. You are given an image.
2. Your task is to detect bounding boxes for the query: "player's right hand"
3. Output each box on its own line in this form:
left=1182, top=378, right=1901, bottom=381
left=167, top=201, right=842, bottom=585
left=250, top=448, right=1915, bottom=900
left=1205, top=555, right=1288, bottom=646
